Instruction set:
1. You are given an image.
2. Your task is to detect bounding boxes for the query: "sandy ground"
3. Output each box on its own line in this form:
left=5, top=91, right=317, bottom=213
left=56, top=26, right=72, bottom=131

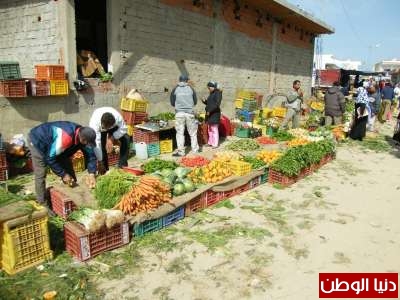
left=92, top=136, right=400, bottom=300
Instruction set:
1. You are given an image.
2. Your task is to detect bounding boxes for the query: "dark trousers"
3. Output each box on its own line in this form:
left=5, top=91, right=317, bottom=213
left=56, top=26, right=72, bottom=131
left=100, top=129, right=129, bottom=170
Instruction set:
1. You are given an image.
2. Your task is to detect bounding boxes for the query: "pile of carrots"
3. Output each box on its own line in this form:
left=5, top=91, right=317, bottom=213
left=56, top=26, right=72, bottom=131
left=256, top=136, right=277, bottom=145
left=115, top=175, right=171, bottom=215
left=180, top=155, right=210, bottom=167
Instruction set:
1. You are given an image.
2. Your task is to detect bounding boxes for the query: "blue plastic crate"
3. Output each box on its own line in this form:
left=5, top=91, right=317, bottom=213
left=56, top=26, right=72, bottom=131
left=134, top=218, right=163, bottom=236
left=162, top=206, right=185, bottom=227
left=236, top=109, right=256, bottom=122
left=147, top=142, right=160, bottom=157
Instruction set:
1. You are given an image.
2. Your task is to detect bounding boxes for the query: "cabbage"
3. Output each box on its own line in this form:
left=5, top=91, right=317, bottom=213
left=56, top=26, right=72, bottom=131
left=182, top=178, right=195, bottom=193
left=103, top=209, right=124, bottom=229
left=173, top=183, right=186, bottom=196
left=174, top=167, right=190, bottom=179
left=160, top=168, right=175, bottom=177
left=163, top=176, right=175, bottom=187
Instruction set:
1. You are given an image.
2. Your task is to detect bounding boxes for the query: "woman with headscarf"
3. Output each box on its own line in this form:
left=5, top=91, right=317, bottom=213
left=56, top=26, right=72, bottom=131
left=350, top=82, right=370, bottom=141
left=202, top=81, right=222, bottom=148
left=367, top=85, right=380, bottom=132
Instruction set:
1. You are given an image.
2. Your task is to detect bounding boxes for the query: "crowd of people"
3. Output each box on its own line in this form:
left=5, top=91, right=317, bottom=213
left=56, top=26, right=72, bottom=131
left=323, top=78, right=400, bottom=141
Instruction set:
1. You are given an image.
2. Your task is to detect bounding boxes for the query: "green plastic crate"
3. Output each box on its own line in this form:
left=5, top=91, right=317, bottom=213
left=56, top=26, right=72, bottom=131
left=261, top=168, right=268, bottom=183
left=134, top=218, right=163, bottom=236
left=235, top=127, right=250, bottom=138
left=0, top=62, right=21, bottom=80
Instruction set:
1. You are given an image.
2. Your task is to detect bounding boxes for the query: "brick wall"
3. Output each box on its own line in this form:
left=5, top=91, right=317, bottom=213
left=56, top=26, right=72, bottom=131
left=273, top=41, right=314, bottom=95
left=0, top=0, right=316, bottom=138
left=117, top=0, right=273, bottom=117
left=0, top=1, right=59, bottom=77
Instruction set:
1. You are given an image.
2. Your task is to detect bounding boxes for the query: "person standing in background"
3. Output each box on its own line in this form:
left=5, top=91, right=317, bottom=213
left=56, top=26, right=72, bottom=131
left=324, top=81, right=345, bottom=126
left=202, top=81, right=222, bottom=149
left=170, top=75, right=199, bottom=156
left=281, top=80, right=303, bottom=129
left=378, top=82, right=395, bottom=123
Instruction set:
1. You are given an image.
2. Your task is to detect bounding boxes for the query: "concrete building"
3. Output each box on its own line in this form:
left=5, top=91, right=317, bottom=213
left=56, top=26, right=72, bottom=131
left=374, top=59, right=400, bottom=72
left=0, top=0, right=333, bottom=138
left=316, top=54, right=361, bottom=71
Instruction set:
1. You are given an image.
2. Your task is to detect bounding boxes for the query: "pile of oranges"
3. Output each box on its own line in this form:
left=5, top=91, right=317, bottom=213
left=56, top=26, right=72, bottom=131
left=287, top=138, right=310, bottom=148
left=188, top=161, right=232, bottom=184
left=256, top=150, right=282, bottom=165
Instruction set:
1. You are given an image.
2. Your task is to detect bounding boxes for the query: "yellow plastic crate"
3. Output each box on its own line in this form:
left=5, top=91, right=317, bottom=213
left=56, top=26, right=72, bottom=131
left=272, top=107, right=287, bottom=118
left=1, top=202, right=53, bottom=275
left=253, top=124, right=267, bottom=136
left=235, top=98, right=243, bottom=109
left=227, top=160, right=252, bottom=176
left=262, top=108, right=273, bottom=118
left=127, top=125, right=135, bottom=136
left=160, top=139, right=173, bottom=154
left=237, top=90, right=257, bottom=99
left=50, top=80, right=69, bottom=95
left=120, top=98, right=148, bottom=112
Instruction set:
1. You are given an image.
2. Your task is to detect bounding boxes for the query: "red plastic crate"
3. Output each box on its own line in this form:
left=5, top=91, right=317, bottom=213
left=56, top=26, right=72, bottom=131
left=0, top=166, right=8, bottom=181
left=121, top=110, right=148, bottom=125
left=205, top=190, right=224, bottom=207
left=64, top=221, right=130, bottom=261
left=234, top=182, right=251, bottom=195
left=185, top=193, right=206, bottom=216
left=28, top=79, right=50, bottom=96
left=49, top=187, right=77, bottom=219
left=134, top=129, right=159, bottom=144
left=0, top=151, right=6, bottom=168
left=34, top=65, right=65, bottom=80
left=268, top=169, right=297, bottom=187
left=298, top=166, right=313, bottom=179
left=223, top=189, right=236, bottom=198
left=108, top=152, right=119, bottom=166
left=0, top=79, right=27, bottom=97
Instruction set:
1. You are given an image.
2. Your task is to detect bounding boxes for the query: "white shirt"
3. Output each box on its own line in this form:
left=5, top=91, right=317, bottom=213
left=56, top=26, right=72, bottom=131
left=89, top=107, right=127, bottom=161
left=394, top=86, right=400, bottom=98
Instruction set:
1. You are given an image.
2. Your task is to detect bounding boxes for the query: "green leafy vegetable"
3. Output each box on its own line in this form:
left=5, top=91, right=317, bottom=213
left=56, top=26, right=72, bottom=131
left=225, top=139, right=260, bottom=151
left=242, top=156, right=267, bottom=170
left=94, top=169, right=138, bottom=209
left=272, top=130, right=295, bottom=141
left=143, top=159, right=178, bottom=173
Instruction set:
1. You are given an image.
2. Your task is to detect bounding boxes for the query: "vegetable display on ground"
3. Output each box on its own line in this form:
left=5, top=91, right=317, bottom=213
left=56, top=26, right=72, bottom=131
left=94, top=169, right=138, bottom=209
left=115, top=175, right=171, bottom=215
left=142, top=158, right=178, bottom=173
left=225, top=139, right=260, bottom=151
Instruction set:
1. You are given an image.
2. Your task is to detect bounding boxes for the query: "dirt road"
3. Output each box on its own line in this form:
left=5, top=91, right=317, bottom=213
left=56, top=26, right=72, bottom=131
left=96, top=142, right=400, bottom=300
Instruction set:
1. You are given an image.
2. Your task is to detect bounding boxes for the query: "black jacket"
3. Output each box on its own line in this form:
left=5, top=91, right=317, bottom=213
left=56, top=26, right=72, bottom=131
left=324, top=86, right=345, bottom=117
left=204, top=90, right=222, bottom=124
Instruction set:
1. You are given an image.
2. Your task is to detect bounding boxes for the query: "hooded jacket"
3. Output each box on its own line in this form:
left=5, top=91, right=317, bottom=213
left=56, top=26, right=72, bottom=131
left=170, top=82, right=197, bottom=114
left=324, top=86, right=345, bottom=117
left=205, top=89, right=222, bottom=124
left=29, top=121, right=97, bottom=177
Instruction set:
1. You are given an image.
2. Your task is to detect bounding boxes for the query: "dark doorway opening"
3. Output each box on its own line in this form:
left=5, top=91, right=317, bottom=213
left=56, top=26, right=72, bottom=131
left=75, top=0, right=108, bottom=77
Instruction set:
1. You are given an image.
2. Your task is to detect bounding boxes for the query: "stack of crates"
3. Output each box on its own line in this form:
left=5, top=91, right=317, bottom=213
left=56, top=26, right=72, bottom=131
left=34, top=65, right=68, bottom=96
left=234, top=90, right=263, bottom=136
left=120, top=97, right=149, bottom=138
left=0, top=134, right=7, bottom=184
left=0, top=62, right=27, bottom=98
left=134, top=129, right=160, bottom=157
left=0, top=201, right=53, bottom=274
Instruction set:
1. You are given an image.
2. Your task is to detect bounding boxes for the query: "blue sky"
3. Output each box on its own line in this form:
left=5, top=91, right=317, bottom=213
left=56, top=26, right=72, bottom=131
left=286, top=0, right=400, bottom=70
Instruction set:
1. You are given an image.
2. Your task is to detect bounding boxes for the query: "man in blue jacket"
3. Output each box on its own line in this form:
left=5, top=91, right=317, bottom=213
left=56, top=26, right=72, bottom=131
left=27, top=121, right=98, bottom=204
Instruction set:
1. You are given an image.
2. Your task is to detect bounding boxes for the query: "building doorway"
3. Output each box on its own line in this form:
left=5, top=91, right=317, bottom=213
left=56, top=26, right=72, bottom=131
left=74, top=0, right=108, bottom=77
